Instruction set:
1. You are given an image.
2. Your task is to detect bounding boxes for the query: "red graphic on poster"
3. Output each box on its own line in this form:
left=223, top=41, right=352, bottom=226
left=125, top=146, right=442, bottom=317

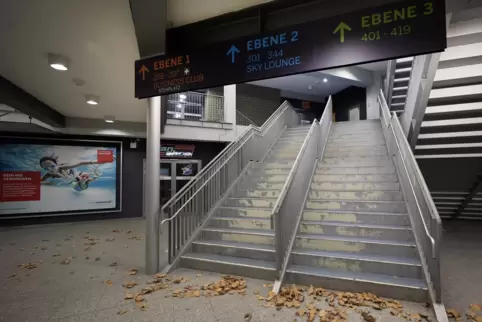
left=0, top=171, right=41, bottom=202
left=97, top=150, right=114, bottom=163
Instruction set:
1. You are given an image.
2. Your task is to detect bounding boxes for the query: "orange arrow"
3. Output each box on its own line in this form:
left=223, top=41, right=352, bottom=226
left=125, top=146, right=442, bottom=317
left=139, top=65, right=149, bottom=81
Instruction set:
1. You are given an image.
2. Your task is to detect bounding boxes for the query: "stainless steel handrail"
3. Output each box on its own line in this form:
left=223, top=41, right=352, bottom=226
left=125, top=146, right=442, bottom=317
left=271, top=120, right=317, bottom=218
left=379, top=89, right=439, bottom=255
left=158, top=101, right=290, bottom=218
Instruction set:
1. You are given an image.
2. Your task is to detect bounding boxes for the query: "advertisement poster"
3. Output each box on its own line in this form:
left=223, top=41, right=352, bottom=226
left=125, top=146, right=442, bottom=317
left=0, top=138, right=121, bottom=217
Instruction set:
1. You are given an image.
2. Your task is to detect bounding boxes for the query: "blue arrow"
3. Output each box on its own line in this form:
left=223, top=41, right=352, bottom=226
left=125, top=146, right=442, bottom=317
left=226, top=45, right=240, bottom=64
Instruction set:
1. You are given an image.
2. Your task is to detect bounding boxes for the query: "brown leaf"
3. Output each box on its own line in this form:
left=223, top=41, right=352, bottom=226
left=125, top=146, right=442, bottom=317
left=104, top=280, right=113, bottom=286
left=18, top=263, right=37, bottom=269
left=105, top=237, right=115, bottom=242
left=128, top=268, right=138, bottom=275
left=135, top=294, right=144, bottom=302
left=109, top=262, right=117, bottom=267
left=60, top=259, right=70, bottom=265
left=95, top=257, right=101, bottom=261
left=116, top=309, right=128, bottom=315
left=476, top=317, right=482, bottom=322
left=124, top=292, right=134, bottom=300
left=129, top=235, right=143, bottom=240
left=470, top=304, right=482, bottom=312
left=155, top=273, right=166, bottom=279
left=127, top=230, right=132, bottom=234
left=256, top=295, right=265, bottom=301
left=52, top=253, right=60, bottom=257
left=296, top=309, right=306, bottom=316
left=361, top=311, right=377, bottom=322
left=308, top=285, right=314, bottom=296
left=136, top=302, right=148, bottom=310
left=84, top=247, right=91, bottom=251
left=172, top=277, right=187, bottom=284
left=447, top=309, right=460, bottom=319
left=244, top=313, right=252, bottom=321
left=196, top=274, right=203, bottom=277
left=112, top=229, right=121, bottom=233
left=123, top=281, right=138, bottom=289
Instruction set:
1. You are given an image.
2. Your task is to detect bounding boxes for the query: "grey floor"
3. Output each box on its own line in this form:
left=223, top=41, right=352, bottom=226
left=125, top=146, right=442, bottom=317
left=441, top=220, right=482, bottom=313
left=0, top=217, right=471, bottom=322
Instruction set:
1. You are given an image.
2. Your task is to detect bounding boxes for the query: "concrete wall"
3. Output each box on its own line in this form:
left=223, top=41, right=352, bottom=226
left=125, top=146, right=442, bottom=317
left=366, top=72, right=382, bottom=120
left=236, top=84, right=281, bottom=126
left=332, top=86, right=367, bottom=122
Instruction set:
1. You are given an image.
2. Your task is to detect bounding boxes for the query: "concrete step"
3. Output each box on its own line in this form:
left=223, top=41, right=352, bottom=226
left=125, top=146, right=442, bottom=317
left=217, top=206, right=271, bottom=218
left=319, top=159, right=394, bottom=168
left=268, top=151, right=299, bottom=159
left=295, top=233, right=418, bottom=258
left=210, top=216, right=271, bottom=230
left=181, top=253, right=276, bottom=281
left=313, top=174, right=398, bottom=182
left=192, top=240, right=276, bottom=262
left=290, top=249, right=422, bottom=279
left=285, top=265, right=427, bottom=302
left=306, top=199, right=406, bottom=213
left=202, top=227, right=275, bottom=246
left=237, top=181, right=285, bottom=190
left=309, top=190, right=404, bottom=201
left=298, top=221, right=413, bottom=241
left=234, top=189, right=281, bottom=198
left=326, top=141, right=386, bottom=148
left=316, top=166, right=395, bottom=175
left=330, top=133, right=384, bottom=139
left=261, top=162, right=294, bottom=169
left=324, top=146, right=387, bottom=153
left=256, top=168, right=291, bottom=175
left=311, top=181, right=400, bottom=192
left=323, top=150, right=388, bottom=157
left=225, top=197, right=277, bottom=208
left=302, top=210, right=410, bottom=226
left=241, top=174, right=288, bottom=182
left=270, top=146, right=300, bottom=153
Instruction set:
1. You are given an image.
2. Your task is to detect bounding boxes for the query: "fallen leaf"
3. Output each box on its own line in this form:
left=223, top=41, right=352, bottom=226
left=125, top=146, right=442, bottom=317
left=116, top=309, right=128, bottom=315
left=137, top=302, right=148, bottom=310
left=52, top=253, right=60, bottom=257
left=60, top=259, right=70, bottom=265
left=129, top=235, right=143, bottom=240
left=112, top=229, right=121, bottom=233
left=196, top=274, right=203, bottom=277
left=244, top=313, right=252, bottom=321
left=84, top=247, right=91, bottom=251
left=466, top=311, right=476, bottom=320
left=447, top=309, right=460, bottom=319
left=109, top=262, right=117, bottom=267
left=476, top=317, right=482, bottom=322
left=256, top=295, right=265, bottom=301
left=123, top=281, right=138, bottom=289
left=172, top=277, right=187, bottom=284
left=128, top=268, right=138, bottom=275
left=155, top=273, right=166, bottom=279
left=361, top=311, right=376, bottom=322
left=135, top=294, right=144, bottom=302
left=104, top=280, right=113, bottom=286
left=127, top=230, right=132, bottom=234
left=105, top=237, right=115, bottom=242
left=6, top=274, right=16, bottom=278
left=18, top=263, right=37, bottom=269
left=29, top=252, right=35, bottom=255
left=296, top=309, right=306, bottom=316
left=95, top=257, right=101, bottom=261
left=124, top=292, right=135, bottom=300
left=19, top=248, right=24, bottom=251
left=41, top=247, right=47, bottom=251
left=85, top=256, right=90, bottom=260
left=470, top=304, right=482, bottom=312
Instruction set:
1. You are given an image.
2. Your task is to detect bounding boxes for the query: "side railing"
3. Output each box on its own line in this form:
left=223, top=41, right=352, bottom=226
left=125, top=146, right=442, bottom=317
left=272, top=97, right=333, bottom=292
left=378, top=89, right=442, bottom=303
left=159, top=101, right=300, bottom=268
left=383, top=59, right=397, bottom=105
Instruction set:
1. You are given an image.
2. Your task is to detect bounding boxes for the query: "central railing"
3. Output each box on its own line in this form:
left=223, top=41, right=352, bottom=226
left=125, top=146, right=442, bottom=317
left=378, top=89, right=442, bottom=303
left=159, top=101, right=300, bottom=268
left=272, top=97, right=333, bottom=292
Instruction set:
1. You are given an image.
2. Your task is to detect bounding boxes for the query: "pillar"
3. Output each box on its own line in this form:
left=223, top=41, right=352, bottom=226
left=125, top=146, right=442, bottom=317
left=145, top=96, right=161, bottom=274
left=224, top=84, right=237, bottom=125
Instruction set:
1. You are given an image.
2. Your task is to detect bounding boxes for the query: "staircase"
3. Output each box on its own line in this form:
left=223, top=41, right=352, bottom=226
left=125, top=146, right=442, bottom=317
left=181, top=126, right=311, bottom=279
left=391, top=57, right=414, bottom=114
left=285, top=120, right=428, bottom=301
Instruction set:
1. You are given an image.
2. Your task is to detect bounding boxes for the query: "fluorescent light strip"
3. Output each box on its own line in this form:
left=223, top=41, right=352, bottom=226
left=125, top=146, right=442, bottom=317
left=416, top=142, right=482, bottom=149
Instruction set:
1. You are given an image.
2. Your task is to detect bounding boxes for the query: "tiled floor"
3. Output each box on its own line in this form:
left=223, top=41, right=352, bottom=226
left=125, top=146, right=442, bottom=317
left=0, top=218, right=454, bottom=322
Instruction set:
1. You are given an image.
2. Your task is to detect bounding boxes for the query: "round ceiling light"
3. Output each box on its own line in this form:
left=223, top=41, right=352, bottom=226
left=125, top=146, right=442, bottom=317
left=85, top=94, right=100, bottom=105
left=323, top=78, right=328, bottom=83
left=48, top=53, right=70, bottom=71
left=104, top=115, right=115, bottom=123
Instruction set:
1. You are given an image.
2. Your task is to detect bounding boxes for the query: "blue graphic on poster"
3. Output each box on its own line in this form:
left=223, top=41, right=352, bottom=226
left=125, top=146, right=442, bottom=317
left=0, top=143, right=119, bottom=215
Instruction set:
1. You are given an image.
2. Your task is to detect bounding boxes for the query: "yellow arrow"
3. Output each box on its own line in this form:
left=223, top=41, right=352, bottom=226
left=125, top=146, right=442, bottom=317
left=138, top=65, right=149, bottom=81
left=333, top=21, right=352, bottom=43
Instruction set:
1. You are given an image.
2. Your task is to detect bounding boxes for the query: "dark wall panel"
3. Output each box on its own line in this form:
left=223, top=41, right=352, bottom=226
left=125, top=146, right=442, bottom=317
left=236, top=84, right=281, bottom=126
left=283, top=97, right=326, bottom=123
left=332, top=86, right=367, bottom=122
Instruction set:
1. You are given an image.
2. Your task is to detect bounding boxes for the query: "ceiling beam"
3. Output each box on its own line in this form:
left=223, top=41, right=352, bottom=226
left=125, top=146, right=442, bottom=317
left=129, top=0, right=167, bottom=57
left=0, top=76, right=65, bottom=128
left=454, top=174, right=482, bottom=219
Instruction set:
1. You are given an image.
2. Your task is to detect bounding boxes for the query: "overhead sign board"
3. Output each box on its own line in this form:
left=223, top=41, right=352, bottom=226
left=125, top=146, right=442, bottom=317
left=135, top=0, right=446, bottom=98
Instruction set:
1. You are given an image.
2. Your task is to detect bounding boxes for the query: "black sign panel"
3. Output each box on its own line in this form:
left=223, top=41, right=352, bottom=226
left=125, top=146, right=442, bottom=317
left=160, top=144, right=195, bottom=158
left=135, top=0, right=446, bottom=98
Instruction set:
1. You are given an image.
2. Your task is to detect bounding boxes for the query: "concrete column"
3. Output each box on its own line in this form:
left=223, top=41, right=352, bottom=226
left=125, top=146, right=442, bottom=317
left=145, top=96, right=161, bottom=274
left=224, top=85, right=236, bottom=125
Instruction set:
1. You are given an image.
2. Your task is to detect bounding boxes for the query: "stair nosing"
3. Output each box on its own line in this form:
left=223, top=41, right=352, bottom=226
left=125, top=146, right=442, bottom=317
left=203, top=227, right=275, bottom=236
left=303, top=209, right=408, bottom=216
left=306, top=199, right=405, bottom=204
left=193, top=240, right=275, bottom=252
left=219, top=206, right=273, bottom=211
left=182, top=253, right=276, bottom=270
left=296, top=233, right=416, bottom=247
left=286, top=264, right=427, bottom=290
left=291, top=249, right=421, bottom=266
left=228, top=197, right=279, bottom=201
left=214, top=215, right=271, bottom=221
left=299, top=220, right=411, bottom=230
left=311, top=181, right=400, bottom=186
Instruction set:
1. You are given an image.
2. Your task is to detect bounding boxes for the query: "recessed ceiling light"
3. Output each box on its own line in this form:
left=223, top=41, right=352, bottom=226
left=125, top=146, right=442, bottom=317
left=179, top=94, right=187, bottom=100
left=85, top=94, right=99, bottom=105
left=48, top=53, right=70, bottom=71
left=323, top=78, right=328, bottom=83
left=104, top=115, right=115, bottom=123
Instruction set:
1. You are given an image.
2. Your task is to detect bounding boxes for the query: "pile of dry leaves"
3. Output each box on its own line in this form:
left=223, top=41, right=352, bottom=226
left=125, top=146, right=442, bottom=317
left=172, top=275, right=247, bottom=298
left=447, top=304, right=482, bottom=322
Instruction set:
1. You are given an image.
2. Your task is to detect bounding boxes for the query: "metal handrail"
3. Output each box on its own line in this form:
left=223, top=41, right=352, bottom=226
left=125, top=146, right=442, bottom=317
left=236, top=110, right=259, bottom=126
left=271, top=121, right=317, bottom=219
left=158, top=101, right=290, bottom=219
left=379, top=89, right=440, bottom=256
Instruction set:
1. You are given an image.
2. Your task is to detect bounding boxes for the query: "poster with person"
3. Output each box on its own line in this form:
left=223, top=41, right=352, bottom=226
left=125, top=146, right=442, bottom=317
left=0, top=139, right=121, bottom=216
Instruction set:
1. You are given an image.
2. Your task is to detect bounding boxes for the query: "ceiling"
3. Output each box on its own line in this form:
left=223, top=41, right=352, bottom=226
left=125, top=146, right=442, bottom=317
left=0, top=0, right=272, bottom=124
